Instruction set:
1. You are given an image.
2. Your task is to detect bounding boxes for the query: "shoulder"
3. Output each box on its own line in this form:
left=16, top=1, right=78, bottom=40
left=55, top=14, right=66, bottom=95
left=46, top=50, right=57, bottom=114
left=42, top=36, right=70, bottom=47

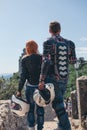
left=35, top=54, right=42, bottom=59
left=22, top=54, right=29, bottom=59
left=21, top=55, right=30, bottom=63
left=62, top=36, right=75, bottom=48
left=29, top=54, right=42, bottom=61
left=59, top=35, right=69, bottom=43
left=37, top=53, right=42, bottom=57
left=68, top=40, right=75, bottom=48
left=43, top=37, right=55, bottom=46
left=37, top=54, right=42, bottom=62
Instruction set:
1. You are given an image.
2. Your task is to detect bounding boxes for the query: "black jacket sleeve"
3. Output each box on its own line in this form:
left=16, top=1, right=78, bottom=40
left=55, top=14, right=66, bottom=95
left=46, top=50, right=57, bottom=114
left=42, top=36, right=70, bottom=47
left=18, top=58, right=27, bottom=92
left=40, top=41, right=52, bottom=81
left=68, top=40, right=77, bottom=64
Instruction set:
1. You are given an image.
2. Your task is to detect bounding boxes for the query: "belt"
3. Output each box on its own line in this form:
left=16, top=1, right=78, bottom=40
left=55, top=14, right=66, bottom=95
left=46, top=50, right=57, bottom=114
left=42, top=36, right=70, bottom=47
left=26, top=82, right=38, bottom=87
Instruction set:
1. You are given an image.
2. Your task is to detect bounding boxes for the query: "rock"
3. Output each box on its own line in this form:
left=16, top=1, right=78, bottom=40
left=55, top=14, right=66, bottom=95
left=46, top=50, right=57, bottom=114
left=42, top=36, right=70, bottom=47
left=0, top=100, right=28, bottom=130
left=44, top=103, right=56, bottom=121
left=0, top=101, right=56, bottom=130
left=0, top=99, right=86, bottom=130
left=71, top=90, right=78, bottom=119
left=76, top=76, right=87, bottom=129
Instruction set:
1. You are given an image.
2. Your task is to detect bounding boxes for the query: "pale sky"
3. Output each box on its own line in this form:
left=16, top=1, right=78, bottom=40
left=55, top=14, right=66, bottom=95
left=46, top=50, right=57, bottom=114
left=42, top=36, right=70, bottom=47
left=0, top=0, right=87, bottom=73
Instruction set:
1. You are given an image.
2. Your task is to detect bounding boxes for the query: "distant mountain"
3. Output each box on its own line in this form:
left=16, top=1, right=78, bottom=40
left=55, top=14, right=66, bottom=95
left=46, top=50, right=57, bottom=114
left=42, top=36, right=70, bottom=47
left=0, top=73, right=13, bottom=79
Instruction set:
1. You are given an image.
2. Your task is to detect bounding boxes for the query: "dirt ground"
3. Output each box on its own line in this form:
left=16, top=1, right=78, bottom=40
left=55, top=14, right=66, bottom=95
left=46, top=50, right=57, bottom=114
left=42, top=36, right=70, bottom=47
left=43, top=117, right=82, bottom=130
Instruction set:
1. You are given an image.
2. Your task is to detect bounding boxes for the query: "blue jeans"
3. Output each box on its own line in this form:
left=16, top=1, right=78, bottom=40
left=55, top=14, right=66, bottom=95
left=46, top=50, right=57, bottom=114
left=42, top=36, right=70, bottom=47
left=25, top=86, right=44, bottom=130
left=45, top=76, right=71, bottom=130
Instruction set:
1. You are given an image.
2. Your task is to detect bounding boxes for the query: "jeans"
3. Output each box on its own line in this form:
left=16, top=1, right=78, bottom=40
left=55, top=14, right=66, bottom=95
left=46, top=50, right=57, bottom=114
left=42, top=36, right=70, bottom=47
left=45, top=76, right=71, bottom=130
left=25, top=86, right=44, bottom=130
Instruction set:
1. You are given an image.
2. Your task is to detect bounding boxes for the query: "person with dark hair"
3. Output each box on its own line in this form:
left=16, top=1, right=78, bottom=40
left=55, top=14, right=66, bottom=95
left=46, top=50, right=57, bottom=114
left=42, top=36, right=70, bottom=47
left=49, top=21, right=61, bottom=34
left=17, top=40, right=44, bottom=130
left=39, top=21, right=77, bottom=130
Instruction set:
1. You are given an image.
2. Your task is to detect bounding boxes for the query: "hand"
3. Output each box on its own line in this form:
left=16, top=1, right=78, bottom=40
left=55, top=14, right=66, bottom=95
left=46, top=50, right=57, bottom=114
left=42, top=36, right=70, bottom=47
left=38, top=81, right=45, bottom=90
left=16, top=91, right=21, bottom=97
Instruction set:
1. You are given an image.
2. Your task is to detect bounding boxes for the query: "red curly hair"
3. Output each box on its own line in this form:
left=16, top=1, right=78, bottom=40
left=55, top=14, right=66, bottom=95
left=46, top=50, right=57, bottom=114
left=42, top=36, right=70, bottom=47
left=26, top=40, right=38, bottom=55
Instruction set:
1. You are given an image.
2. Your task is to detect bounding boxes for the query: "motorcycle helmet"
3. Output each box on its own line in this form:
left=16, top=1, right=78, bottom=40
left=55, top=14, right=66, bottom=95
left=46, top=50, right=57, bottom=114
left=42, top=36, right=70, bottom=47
left=33, top=83, right=55, bottom=107
left=11, top=95, right=29, bottom=116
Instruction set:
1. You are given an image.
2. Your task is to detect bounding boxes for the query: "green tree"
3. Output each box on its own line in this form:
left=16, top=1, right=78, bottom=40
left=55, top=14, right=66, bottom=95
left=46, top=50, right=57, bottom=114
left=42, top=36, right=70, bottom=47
left=0, top=72, right=19, bottom=100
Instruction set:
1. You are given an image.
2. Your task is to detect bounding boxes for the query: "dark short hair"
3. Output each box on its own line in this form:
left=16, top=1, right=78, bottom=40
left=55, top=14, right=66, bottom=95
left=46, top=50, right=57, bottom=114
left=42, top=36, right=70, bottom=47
left=49, top=21, right=61, bottom=34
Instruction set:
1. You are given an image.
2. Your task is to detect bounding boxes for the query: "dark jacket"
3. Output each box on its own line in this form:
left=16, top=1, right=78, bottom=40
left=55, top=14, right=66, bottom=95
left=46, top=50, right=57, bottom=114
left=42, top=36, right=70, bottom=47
left=40, top=35, right=77, bottom=81
left=18, top=54, right=42, bottom=92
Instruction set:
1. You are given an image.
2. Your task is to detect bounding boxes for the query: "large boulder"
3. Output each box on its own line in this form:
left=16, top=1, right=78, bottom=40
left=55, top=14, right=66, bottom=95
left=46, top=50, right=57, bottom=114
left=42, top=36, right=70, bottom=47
left=0, top=100, right=28, bottom=130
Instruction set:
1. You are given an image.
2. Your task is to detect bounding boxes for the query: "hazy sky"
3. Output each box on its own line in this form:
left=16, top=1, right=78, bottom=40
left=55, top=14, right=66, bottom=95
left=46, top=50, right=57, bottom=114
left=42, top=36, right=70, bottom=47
left=0, top=0, right=87, bottom=74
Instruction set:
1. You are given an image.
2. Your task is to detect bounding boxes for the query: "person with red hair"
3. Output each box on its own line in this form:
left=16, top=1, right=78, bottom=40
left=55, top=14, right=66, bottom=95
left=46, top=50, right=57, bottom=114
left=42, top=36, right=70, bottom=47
left=17, top=40, right=44, bottom=130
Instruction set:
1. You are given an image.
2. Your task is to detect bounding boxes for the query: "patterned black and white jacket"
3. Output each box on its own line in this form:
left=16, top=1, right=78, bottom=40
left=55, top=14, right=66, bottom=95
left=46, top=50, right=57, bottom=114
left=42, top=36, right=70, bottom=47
left=40, top=35, right=77, bottom=81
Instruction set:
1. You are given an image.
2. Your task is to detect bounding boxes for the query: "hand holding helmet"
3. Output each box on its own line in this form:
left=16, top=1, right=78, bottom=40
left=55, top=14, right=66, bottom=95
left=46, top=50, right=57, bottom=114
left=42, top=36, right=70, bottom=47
left=33, top=83, right=55, bottom=107
left=16, top=91, right=21, bottom=97
left=11, top=95, right=29, bottom=116
left=38, top=81, right=45, bottom=90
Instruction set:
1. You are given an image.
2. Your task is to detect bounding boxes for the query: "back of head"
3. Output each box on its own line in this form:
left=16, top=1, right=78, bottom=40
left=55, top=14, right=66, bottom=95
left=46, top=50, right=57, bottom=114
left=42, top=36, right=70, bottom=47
left=26, top=40, right=38, bottom=55
left=49, top=21, right=61, bottom=34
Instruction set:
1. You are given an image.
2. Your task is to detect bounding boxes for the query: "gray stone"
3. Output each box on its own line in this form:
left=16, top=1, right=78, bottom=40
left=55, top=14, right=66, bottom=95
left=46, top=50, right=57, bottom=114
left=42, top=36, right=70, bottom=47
left=71, top=90, right=78, bottom=119
left=0, top=101, right=28, bottom=130
left=44, top=103, right=56, bottom=121
left=76, top=76, right=87, bottom=129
